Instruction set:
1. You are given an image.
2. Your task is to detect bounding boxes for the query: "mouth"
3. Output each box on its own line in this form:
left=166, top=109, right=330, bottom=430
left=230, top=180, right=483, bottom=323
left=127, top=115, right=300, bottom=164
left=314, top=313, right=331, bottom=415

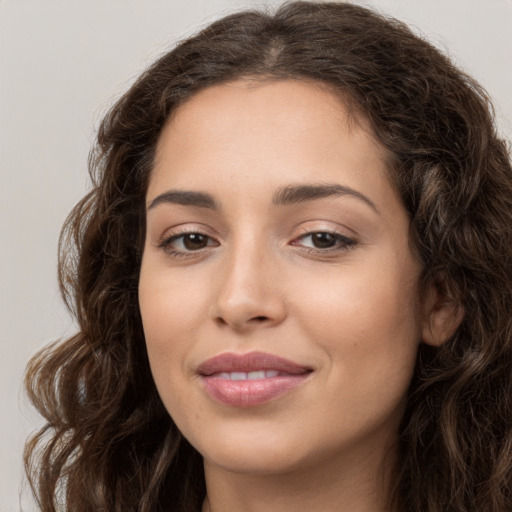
left=208, top=370, right=287, bottom=380
left=197, top=351, right=313, bottom=408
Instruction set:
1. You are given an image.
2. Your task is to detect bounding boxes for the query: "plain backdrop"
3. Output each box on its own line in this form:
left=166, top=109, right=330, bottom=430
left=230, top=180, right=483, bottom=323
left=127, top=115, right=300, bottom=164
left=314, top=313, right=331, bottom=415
left=1, top=0, right=511, bottom=510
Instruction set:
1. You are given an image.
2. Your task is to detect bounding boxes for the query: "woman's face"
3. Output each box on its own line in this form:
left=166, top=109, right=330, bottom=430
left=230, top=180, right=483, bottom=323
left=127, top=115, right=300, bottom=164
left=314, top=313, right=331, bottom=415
left=139, top=79, right=430, bottom=477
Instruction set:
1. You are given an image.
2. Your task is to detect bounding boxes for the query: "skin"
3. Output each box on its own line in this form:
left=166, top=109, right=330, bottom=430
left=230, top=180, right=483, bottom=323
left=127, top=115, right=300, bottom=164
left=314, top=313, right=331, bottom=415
left=139, top=79, right=452, bottom=512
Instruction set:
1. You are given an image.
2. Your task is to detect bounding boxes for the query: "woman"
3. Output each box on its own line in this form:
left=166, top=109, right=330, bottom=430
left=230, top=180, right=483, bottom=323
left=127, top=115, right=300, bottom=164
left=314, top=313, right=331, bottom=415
left=24, top=2, right=512, bottom=511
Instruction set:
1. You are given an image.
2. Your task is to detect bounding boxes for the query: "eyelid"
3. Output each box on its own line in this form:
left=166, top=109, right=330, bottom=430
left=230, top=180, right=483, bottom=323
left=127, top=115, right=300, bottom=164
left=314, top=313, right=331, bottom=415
left=161, top=231, right=218, bottom=246
left=155, top=222, right=358, bottom=258
left=156, top=222, right=218, bottom=244
left=290, top=228, right=358, bottom=252
left=157, top=226, right=220, bottom=257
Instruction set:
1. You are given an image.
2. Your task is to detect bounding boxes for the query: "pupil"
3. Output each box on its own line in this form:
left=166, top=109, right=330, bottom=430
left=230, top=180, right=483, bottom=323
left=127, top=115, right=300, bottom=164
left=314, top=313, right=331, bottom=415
left=312, top=232, right=336, bottom=248
left=184, top=234, right=207, bottom=250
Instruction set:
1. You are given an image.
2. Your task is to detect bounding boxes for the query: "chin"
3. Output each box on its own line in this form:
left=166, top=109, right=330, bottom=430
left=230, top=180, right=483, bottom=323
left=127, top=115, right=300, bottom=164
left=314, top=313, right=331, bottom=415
left=188, top=420, right=312, bottom=476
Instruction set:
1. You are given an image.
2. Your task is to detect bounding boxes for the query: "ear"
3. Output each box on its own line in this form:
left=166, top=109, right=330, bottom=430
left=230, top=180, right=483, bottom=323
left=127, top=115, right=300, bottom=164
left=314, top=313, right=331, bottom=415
left=421, top=284, right=464, bottom=347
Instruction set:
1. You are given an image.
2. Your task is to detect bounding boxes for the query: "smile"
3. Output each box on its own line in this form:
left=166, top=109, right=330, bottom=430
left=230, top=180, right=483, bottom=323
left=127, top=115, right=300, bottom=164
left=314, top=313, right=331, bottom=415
left=214, top=370, right=282, bottom=380
left=197, top=352, right=312, bottom=407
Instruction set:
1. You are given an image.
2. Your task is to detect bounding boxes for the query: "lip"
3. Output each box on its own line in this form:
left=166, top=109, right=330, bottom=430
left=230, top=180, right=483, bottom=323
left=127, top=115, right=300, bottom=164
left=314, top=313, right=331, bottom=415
left=197, top=351, right=313, bottom=408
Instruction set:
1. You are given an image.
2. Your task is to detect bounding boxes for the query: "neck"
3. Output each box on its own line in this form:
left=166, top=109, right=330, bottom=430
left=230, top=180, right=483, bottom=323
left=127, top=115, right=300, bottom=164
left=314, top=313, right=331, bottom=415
left=201, top=437, right=399, bottom=512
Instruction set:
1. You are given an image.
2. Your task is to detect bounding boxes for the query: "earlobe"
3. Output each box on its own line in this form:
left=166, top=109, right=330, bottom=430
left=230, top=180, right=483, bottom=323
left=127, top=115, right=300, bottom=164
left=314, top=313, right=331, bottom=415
left=422, top=285, right=464, bottom=347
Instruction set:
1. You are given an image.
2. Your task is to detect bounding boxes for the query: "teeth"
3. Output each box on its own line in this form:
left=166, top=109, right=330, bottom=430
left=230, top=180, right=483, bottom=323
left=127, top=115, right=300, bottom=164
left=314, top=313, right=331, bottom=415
left=215, top=370, right=281, bottom=380
left=248, top=371, right=265, bottom=380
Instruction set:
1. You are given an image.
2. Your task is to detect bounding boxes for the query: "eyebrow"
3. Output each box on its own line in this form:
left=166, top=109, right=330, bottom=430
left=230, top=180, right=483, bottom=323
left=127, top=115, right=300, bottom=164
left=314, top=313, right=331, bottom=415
left=147, top=183, right=379, bottom=214
left=272, top=183, right=379, bottom=214
left=148, top=190, right=218, bottom=210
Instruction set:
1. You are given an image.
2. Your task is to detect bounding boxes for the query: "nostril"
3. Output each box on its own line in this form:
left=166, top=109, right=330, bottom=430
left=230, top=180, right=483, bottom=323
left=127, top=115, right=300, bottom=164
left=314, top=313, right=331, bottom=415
left=214, top=315, right=268, bottom=328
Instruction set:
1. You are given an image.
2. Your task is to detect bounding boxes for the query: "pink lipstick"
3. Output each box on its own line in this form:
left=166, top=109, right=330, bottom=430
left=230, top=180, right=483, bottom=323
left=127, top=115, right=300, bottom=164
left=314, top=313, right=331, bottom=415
left=197, top=351, right=312, bottom=407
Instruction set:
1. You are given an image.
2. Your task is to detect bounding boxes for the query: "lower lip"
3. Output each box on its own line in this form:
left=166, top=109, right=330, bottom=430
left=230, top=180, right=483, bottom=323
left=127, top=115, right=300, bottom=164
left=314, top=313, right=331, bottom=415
left=201, top=374, right=310, bottom=407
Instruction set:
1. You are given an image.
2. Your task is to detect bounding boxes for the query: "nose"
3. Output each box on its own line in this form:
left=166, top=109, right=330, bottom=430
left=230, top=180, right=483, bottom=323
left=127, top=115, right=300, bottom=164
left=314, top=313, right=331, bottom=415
left=211, top=240, right=287, bottom=332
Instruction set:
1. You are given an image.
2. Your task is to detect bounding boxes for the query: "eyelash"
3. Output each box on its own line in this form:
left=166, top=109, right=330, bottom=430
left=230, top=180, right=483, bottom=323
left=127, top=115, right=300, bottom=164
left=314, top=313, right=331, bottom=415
left=158, top=230, right=217, bottom=258
left=158, top=230, right=357, bottom=258
left=291, top=231, right=357, bottom=253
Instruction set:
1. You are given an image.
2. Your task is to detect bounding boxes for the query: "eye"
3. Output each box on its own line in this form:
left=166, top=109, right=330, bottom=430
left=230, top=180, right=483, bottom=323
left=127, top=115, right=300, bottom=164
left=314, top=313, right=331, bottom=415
left=292, top=231, right=356, bottom=251
left=159, top=232, right=219, bottom=255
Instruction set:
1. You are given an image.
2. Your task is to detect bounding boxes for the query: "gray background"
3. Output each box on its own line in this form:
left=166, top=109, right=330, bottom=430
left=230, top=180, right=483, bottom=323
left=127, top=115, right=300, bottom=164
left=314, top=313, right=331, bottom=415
left=1, top=0, right=511, bottom=510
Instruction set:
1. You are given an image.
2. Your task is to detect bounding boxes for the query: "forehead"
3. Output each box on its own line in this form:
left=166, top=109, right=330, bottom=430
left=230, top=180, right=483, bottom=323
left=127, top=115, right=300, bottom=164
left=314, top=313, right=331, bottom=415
left=159, top=78, right=375, bottom=151
left=149, top=79, right=398, bottom=213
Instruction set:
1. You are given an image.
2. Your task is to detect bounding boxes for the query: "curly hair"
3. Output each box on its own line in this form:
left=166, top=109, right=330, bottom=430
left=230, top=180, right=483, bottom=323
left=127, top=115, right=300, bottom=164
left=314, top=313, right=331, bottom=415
left=24, top=2, right=512, bottom=511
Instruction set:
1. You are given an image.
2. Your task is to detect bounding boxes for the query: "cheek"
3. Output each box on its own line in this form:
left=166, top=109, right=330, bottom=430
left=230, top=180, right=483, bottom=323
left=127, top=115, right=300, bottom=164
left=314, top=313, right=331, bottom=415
left=139, top=254, right=209, bottom=329
left=138, top=262, right=205, bottom=381
left=294, top=258, right=421, bottom=339
left=291, top=254, right=422, bottom=394
left=139, top=276, right=201, bottom=429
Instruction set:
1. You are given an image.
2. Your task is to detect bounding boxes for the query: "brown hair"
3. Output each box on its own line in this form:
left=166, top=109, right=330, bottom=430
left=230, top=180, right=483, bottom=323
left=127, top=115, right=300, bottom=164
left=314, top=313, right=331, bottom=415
left=25, top=2, right=512, bottom=511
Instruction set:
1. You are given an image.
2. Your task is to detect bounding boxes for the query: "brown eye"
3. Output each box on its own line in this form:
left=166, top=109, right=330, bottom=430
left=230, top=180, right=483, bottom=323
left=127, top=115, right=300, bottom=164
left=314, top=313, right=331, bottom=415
left=182, top=233, right=209, bottom=250
left=292, top=231, right=356, bottom=251
left=160, top=232, right=219, bottom=255
left=310, top=232, right=338, bottom=249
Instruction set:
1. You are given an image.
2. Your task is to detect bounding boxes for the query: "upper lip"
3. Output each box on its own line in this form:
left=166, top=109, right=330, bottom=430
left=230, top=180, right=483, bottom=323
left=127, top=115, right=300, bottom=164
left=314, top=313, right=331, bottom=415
left=197, top=351, right=312, bottom=376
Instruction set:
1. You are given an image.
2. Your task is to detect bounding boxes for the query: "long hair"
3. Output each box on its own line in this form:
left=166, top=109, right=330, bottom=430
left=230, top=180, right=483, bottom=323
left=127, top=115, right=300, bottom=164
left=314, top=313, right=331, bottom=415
left=25, top=2, right=512, bottom=511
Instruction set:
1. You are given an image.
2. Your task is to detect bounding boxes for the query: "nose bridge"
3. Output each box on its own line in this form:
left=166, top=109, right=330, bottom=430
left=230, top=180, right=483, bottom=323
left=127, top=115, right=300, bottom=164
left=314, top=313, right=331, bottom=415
left=212, top=228, right=285, bottom=330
